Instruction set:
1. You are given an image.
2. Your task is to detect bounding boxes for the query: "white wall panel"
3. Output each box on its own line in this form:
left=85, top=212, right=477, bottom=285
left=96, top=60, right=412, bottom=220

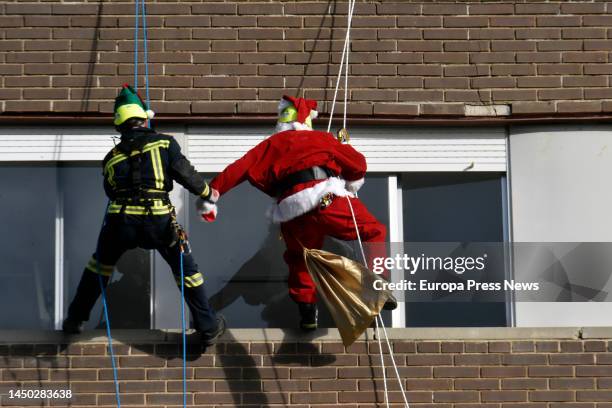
left=0, top=127, right=116, bottom=161
left=509, top=124, right=612, bottom=327
left=188, top=125, right=507, bottom=172
left=0, top=125, right=507, bottom=173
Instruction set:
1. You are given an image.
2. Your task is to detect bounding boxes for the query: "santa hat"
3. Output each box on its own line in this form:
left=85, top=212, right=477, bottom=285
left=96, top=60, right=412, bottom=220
left=277, top=95, right=318, bottom=131
left=113, top=83, right=155, bottom=126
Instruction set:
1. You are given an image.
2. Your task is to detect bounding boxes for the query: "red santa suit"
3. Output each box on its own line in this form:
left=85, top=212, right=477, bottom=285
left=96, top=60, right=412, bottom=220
left=209, top=129, right=386, bottom=304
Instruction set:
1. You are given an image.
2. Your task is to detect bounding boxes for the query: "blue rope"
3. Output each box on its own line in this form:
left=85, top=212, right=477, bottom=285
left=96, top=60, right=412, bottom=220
left=133, top=0, right=139, bottom=89
left=97, top=274, right=121, bottom=408
left=141, top=0, right=150, bottom=111
left=97, top=3, right=152, bottom=406
left=179, top=249, right=187, bottom=408
left=95, top=203, right=121, bottom=408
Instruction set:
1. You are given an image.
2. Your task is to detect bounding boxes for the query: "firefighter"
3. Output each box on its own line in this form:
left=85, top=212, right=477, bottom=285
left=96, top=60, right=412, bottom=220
left=63, top=84, right=225, bottom=346
left=198, top=95, right=395, bottom=331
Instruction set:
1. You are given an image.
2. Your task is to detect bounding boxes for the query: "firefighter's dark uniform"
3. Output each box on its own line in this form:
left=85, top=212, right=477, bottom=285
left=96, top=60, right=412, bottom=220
left=67, top=127, right=217, bottom=333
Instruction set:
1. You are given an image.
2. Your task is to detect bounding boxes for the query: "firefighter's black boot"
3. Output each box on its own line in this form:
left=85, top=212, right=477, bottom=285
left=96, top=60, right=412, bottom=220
left=298, top=302, right=318, bottom=331
left=62, top=316, right=84, bottom=334
left=66, top=268, right=109, bottom=333
left=200, top=315, right=226, bottom=347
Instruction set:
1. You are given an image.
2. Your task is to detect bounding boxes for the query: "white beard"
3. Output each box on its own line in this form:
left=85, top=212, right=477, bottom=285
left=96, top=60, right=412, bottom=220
left=275, top=121, right=294, bottom=133
left=274, top=121, right=313, bottom=133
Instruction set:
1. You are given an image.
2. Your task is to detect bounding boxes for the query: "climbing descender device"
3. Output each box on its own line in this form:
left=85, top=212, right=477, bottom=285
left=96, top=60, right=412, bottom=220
left=337, top=127, right=350, bottom=144
left=178, top=229, right=191, bottom=255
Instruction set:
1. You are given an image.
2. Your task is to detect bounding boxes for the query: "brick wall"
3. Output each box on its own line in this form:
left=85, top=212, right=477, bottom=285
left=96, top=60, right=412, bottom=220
left=3, top=1, right=612, bottom=118
left=2, top=331, right=612, bottom=407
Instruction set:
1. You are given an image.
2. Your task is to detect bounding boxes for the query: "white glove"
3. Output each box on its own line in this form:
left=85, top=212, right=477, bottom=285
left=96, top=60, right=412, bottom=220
left=196, top=188, right=220, bottom=222
left=345, top=178, right=365, bottom=194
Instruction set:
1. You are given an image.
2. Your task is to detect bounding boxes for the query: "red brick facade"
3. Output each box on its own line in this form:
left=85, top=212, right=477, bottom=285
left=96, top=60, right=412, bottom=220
left=3, top=336, right=612, bottom=407
left=3, top=1, right=612, bottom=118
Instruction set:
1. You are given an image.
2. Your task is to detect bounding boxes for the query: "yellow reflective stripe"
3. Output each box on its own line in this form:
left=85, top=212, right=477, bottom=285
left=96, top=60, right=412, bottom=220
left=103, top=139, right=169, bottom=176
left=185, top=280, right=203, bottom=288
left=174, top=272, right=204, bottom=288
left=85, top=258, right=114, bottom=276
left=142, top=140, right=170, bottom=153
left=104, top=153, right=129, bottom=188
left=185, top=272, right=203, bottom=284
left=107, top=208, right=172, bottom=215
left=104, top=140, right=168, bottom=171
left=150, top=146, right=164, bottom=190
left=199, top=184, right=210, bottom=198
left=107, top=202, right=172, bottom=215
left=184, top=272, right=204, bottom=288
left=103, top=139, right=170, bottom=192
left=107, top=166, right=116, bottom=188
left=104, top=152, right=129, bottom=175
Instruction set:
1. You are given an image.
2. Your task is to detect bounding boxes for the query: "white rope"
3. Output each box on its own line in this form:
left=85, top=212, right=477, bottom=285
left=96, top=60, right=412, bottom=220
left=348, top=195, right=409, bottom=407
left=375, top=314, right=390, bottom=408
left=379, top=314, right=410, bottom=407
left=330, top=2, right=408, bottom=406
left=343, top=0, right=354, bottom=130
left=327, top=0, right=356, bottom=133
left=345, top=195, right=367, bottom=268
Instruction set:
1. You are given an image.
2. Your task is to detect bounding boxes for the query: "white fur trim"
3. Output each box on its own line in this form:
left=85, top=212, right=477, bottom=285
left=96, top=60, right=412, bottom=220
left=267, top=177, right=352, bottom=223
left=292, top=121, right=312, bottom=131
left=275, top=121, right=293, bottom=133
left=310, top=110, right=318, bottom=119
left=346, top=178, right=365, bottom=194
left=275, top=121, right=314, bottom=132
left=195, top=197, right=216, bottom=212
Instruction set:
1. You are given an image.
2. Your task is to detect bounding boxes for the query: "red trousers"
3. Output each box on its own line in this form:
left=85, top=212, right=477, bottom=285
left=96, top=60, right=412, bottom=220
left=281, top=195, right=387, bottom=304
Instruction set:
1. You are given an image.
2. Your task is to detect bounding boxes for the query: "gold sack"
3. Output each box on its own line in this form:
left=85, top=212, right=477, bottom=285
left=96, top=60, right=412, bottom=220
left=303, top=247, right=395, bottom=346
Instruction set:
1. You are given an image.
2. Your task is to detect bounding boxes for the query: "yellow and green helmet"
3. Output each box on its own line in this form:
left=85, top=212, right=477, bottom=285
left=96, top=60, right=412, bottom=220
left=277, top=95, right=318, bottom=131
left=113, top=84, right=154, bottom=126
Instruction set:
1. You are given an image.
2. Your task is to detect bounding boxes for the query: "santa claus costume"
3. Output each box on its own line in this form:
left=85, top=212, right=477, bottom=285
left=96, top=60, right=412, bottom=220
left=199, top=95, right=388, bottom=330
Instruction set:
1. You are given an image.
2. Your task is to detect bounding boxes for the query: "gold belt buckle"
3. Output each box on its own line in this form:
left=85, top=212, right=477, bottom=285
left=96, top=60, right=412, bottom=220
left=320, top=193, right=334, bottom=210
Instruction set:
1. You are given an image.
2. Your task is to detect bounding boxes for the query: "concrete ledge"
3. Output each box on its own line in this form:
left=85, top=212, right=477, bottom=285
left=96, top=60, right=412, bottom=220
left=581, top=327, right=612, bottom=339
left=0, top=327, right=590, bottom=344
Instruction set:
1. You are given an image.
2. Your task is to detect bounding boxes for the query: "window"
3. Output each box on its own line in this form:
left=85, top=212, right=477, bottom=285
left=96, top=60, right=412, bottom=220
left=0, top=165, right=56, bottom=329
left=0, top=163, right=151, bottom=329
left=400, top=172, right=509, bottom=327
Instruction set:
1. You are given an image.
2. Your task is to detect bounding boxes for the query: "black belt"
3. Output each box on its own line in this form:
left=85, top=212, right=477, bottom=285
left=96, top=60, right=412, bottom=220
left=275, top=166, right=336, bottom=196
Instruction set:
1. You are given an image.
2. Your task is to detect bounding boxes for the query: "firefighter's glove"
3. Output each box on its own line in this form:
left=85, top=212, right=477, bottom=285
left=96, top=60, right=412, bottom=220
left=196, top=188, right=220, bottom=222
left=345, top=178, right=365, bottom=195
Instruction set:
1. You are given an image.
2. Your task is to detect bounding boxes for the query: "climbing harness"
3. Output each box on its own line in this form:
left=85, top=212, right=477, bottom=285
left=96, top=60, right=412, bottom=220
left=326, top=1, right=409, bottom=406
